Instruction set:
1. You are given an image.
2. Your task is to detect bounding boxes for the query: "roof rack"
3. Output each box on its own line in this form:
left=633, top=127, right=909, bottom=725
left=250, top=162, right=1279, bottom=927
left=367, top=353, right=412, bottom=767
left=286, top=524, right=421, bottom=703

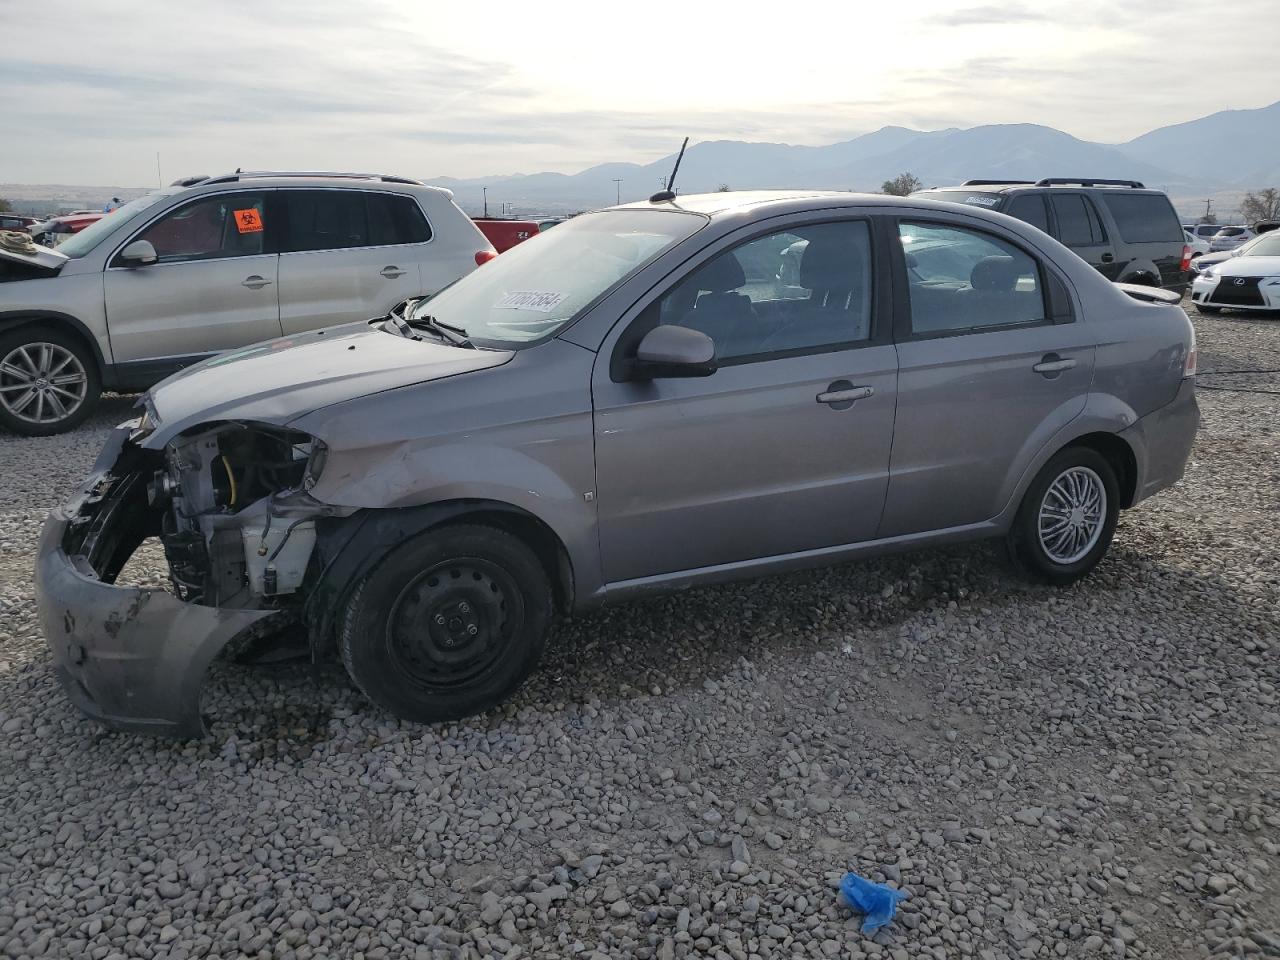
left=1034, top=178, right=1145, bottom=189
left=170, top=175, right=211, bottom=187
left=199, top=171, right=424, bottom=186
left=961, top=179, right=1034, bottom=186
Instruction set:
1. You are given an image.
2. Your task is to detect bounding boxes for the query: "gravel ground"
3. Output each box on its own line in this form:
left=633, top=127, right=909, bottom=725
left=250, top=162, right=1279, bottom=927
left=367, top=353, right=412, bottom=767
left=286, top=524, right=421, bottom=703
left=1, top=311, right=1277, bottom=960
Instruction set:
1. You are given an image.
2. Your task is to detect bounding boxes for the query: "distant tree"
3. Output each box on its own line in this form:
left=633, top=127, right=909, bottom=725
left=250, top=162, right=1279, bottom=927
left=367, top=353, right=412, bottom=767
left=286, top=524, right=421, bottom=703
left=717, top=184, right=731, bottom=192
left=0, top=198, right=12, bottom=213
left=1198, top=212, right=1218, bottom=225
left=1241, top=188, right=1280, bottom=224
left=881, top=173, right=922, bottom=196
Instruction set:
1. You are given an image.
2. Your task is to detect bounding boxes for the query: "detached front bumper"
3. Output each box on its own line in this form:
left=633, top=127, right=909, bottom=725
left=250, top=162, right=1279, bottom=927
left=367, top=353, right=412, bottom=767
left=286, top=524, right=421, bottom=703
left=35, top=426, right=277, bottom=737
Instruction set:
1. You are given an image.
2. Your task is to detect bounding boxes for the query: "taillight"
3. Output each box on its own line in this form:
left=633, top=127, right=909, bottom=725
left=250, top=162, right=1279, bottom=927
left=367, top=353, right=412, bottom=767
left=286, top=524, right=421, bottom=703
left=1179, top=244, right=1191, bottom=272
left=1184, top=328, right=1197, bottom=378
left=475, top=250, right=498, bottom=266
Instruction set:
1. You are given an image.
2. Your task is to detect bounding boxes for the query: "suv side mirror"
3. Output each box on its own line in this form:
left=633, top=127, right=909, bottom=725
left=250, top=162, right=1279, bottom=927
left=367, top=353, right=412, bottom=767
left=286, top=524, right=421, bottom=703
left=631, top=325, right=717, bottom=379
left=117, top=239, right=158, bottom=267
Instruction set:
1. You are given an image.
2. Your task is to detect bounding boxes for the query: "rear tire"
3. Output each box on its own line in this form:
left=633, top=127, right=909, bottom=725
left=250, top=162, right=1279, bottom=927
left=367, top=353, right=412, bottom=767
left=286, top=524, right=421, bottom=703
left=1005, top=447, right=1119, bottom=586
left=0, top=325, right=101, bottom=436
left=339, top=524, right=552, bottom=723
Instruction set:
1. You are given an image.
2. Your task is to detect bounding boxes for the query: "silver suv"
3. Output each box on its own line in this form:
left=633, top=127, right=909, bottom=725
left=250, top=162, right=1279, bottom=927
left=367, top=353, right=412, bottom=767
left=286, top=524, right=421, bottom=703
left=36, top=191, right=1200, bottom=736
left=0, top=172, right=494, bottom=435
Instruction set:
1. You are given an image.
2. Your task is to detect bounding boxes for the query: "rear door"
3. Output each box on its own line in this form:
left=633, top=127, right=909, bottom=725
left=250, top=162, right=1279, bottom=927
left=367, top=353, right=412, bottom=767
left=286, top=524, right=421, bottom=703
left=103, top=190, right=281, bottom=364
left=882, top=217, right=1095, bottom=536
left=276, top=189, right=432, bottom=334
left=1048, top=193, right=1117, bottom=278
left=1097, top=192, right=1187, bottom=288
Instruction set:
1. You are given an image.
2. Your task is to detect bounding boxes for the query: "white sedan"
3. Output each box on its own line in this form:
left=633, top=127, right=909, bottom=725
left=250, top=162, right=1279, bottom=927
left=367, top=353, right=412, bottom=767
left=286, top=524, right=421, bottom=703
left=1191, top=231, right=1280, bottom=312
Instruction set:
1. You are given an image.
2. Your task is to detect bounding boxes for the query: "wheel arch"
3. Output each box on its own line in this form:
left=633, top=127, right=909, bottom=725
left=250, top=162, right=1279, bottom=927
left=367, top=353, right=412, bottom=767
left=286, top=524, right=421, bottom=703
left=307, top=498, right=576, bottom=651
left=0, top=310, right=109, bottom=383
left=1057, top=431, right=1139, bottom=508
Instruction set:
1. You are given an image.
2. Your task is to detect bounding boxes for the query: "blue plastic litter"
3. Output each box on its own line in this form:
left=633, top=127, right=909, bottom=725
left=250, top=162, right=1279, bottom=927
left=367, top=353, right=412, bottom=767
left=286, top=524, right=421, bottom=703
left=839, top=872, right=909, bottom=935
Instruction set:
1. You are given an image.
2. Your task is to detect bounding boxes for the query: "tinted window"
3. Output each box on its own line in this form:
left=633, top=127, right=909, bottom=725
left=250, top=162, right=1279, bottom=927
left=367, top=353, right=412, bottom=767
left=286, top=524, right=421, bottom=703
left=134, top=193, right=267, bottom=263
left=1100, top=193, right=1183, bottom=243
left=1217, top=227, right=1246, bottom=237
left=1051, top=194, right=1105, bottom=247
left=656, top=221, right=873, bottom=362
left=367, top=194, right=432, bottom=245
left=1005, top=194, right=1050, bottom=233
left=1195, top=224, right=1221, bottom=237
left=900, top=221, right=1046, bottom=335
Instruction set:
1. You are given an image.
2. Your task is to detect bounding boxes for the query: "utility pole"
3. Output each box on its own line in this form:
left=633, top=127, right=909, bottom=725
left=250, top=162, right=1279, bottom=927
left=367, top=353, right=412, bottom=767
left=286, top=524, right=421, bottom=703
left=1202, top=198, right=1213, bottom=221
left=155, top=152, right=162, bottom=187
left=612, top=178, right=623, bottom=205
left=482, top=186, right=488, bottom=218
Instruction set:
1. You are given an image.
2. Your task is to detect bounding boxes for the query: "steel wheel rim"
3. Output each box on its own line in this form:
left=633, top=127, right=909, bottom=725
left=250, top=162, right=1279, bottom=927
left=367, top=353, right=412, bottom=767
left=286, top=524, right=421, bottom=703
left=1038, top=466, right=1106, bottom=565
left=0, top=342, right=88, bottom=424
left=385, top=557, right=522, bottom=691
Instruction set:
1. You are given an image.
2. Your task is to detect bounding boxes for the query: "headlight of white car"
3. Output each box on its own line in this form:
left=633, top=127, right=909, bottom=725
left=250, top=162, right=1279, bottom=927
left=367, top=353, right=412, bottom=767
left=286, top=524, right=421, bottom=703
left=1199, top=266, right=1217, bottom=278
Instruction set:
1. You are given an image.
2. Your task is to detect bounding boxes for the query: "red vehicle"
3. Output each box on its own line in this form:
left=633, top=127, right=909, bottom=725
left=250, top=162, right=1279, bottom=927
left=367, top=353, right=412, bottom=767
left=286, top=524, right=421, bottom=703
left=0, top=213, right=42, bottom=233
left=472, top=218, right=539, bottom=253
left=30, top=210, right=109, bottom=246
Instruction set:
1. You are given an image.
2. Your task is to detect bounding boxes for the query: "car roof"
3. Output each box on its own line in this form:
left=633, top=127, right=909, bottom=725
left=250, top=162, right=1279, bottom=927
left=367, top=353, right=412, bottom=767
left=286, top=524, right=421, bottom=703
left=174, top=172, right=455, bottom=198
left=919, top=182, right=1166, bottom=197
left=617, top=190, right=956, bottom=218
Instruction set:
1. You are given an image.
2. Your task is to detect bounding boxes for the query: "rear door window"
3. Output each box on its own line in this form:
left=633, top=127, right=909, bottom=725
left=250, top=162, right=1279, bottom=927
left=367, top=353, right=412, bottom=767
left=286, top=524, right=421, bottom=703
left=900, top=221, right=1047, bottom=336
left=1099, top=193, right=1183, bottom=243
left=1004, top=194, right=1050, bottom=233
left=281, top=190, right=432, bottom=252
left=1050, top=194, right=1106, bottom=247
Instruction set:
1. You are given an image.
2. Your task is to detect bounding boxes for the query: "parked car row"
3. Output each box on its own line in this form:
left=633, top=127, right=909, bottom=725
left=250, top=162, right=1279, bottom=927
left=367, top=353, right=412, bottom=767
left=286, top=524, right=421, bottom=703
left=0, top=172, right=497, bottom=434
left=34, top=187, right=1200, bottom=735
left=1190, top=229, right=1280, bottom=313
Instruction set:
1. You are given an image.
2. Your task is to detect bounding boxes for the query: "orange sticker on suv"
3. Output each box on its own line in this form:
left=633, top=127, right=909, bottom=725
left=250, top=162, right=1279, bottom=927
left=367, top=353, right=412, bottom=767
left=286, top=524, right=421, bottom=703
left=234, top=208, right=264, bottom=233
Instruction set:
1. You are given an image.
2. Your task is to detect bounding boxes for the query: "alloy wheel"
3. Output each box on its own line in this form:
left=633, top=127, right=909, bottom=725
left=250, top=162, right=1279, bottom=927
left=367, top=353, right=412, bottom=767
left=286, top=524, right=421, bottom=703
left=0, top=342, right=89, bottom=425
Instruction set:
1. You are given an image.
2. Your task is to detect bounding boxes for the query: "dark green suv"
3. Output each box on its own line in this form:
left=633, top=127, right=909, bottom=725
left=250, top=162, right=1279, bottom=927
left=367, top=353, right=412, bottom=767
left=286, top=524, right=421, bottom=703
left=914, top=178, right=1190, bottom=293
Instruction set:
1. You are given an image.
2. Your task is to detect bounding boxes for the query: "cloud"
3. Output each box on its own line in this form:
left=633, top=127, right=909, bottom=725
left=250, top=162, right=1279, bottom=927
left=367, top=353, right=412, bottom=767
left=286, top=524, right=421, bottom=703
left=936, top=4, right=1048, bottom=25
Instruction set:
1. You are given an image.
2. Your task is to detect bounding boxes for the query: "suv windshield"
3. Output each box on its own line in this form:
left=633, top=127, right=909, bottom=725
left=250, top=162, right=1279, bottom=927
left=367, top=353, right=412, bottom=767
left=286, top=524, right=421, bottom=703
left=411, top=209, right=705, bottom=345
left=56, top=191, right=175, bottom=258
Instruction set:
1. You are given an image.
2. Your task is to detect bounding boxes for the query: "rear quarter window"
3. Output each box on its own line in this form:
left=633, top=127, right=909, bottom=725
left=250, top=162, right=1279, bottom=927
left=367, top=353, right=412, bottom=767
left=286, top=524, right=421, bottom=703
left=1100, top=194, right=1183, bottom=243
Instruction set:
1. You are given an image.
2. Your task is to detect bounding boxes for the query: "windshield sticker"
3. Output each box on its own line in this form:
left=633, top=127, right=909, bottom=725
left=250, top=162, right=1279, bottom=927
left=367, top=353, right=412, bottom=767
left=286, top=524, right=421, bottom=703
left=965, top=195, right=1000, bottom=207
left=234, top=208, right=264, bottom=233
left=494, top=290, right=567, bottom=313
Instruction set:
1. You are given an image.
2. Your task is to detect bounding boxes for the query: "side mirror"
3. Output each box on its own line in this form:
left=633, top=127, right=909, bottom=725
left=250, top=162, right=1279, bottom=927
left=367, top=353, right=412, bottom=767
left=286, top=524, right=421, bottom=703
left=118, top=239, right=158, bottom=267
left=630, top=325, right=717, bottom=379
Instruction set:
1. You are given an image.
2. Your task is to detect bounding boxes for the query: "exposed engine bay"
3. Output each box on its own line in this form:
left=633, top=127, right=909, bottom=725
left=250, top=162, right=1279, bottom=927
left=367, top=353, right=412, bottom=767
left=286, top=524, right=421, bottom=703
left=153, top=422, right=330, bottom=607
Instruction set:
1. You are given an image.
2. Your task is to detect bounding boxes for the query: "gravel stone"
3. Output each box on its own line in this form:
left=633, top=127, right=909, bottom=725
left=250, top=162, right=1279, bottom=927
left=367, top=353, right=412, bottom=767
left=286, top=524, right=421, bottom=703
left=1, top=310, right=1278, bottom=959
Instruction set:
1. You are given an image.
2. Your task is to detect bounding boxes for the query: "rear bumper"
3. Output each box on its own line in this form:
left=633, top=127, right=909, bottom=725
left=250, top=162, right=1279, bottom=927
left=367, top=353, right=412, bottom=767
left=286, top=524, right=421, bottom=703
left=1121, top=378, right=1199, bottom=506
left=35, top=426, right=276, bottom=737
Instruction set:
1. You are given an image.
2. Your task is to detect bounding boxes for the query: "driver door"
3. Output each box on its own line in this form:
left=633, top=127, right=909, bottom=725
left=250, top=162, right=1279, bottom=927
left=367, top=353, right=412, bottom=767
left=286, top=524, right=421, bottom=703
left=591, top=217, right=899, bottom=585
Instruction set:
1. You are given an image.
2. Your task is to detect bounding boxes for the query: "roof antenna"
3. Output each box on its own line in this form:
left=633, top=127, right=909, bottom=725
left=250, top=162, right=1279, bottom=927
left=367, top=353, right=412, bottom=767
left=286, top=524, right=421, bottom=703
left=649, top=137, right=689, bottom=203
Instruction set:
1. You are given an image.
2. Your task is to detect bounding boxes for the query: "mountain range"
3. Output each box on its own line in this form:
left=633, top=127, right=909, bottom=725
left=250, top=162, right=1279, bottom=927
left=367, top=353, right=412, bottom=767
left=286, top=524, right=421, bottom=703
left=431, top=100, right=1280, bottom=217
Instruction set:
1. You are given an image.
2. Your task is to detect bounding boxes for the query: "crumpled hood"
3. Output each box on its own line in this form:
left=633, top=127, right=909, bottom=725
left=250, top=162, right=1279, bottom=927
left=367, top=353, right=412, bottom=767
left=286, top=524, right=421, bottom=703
left=0, top=237, right=67, bottom=271
left=143, top=322, right=512, bottom=446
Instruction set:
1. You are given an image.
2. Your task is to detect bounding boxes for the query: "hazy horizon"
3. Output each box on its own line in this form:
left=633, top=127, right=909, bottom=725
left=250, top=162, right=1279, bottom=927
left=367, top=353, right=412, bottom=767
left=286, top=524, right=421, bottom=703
left=3, top=0, right=1278, bottom=186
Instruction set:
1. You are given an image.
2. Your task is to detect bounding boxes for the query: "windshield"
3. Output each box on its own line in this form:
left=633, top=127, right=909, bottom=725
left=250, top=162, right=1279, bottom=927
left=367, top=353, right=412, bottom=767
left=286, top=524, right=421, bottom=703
left=1243, top=232, right=1280, bottom=257
left=56, top=191, right=174, bottom=258
left=410, top=209, right=705, bottom=345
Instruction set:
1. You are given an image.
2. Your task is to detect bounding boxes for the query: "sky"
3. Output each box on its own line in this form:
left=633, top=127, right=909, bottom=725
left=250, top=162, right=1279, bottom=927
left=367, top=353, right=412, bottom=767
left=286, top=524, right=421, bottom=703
left=2, top=0, right=1278, bottom=186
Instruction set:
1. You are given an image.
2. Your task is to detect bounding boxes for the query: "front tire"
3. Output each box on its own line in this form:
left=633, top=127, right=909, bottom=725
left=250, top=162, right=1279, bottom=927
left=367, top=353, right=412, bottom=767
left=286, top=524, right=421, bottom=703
left=1005, top=447, right=1119, bottom=585
left=0, top=326, right=101, bottom=436
left=339, top=524, right=552, bottom=723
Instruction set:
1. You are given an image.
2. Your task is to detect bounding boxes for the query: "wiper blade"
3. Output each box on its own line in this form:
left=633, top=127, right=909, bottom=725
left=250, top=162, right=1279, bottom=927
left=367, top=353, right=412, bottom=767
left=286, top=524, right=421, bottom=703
left=411, top=314, right=474, bottom=348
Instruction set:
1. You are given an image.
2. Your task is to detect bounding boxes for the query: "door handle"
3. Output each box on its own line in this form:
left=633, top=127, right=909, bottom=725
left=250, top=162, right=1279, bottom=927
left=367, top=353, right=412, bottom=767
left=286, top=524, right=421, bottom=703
left=1033, top=355, right=1076, bottom=375
left=241, top=275, right=272, bottom=289
left=1100, top=253, right=1114, bottom=263
left=816, top=384, right=874, bottom=407
left=380, top=265, right=406, bottom=279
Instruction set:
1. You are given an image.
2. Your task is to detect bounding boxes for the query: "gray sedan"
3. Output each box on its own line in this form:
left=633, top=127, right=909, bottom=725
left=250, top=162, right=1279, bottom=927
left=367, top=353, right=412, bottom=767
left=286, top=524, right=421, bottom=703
left=36, top=190, right=1199, bottom=735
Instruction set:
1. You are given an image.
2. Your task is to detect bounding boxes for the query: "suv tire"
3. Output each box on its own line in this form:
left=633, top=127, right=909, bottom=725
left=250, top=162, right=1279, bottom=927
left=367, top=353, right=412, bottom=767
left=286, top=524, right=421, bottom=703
left=0, top=325, right=101, bottom=436
left=1005, top=447, right=1119, bottom=585
left=340, top=523, right=552, bottom=723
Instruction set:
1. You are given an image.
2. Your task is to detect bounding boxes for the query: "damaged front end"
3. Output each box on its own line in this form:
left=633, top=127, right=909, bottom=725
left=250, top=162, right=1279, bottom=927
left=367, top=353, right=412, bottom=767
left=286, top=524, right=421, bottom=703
left=36, top=416, right=347, bottom=737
